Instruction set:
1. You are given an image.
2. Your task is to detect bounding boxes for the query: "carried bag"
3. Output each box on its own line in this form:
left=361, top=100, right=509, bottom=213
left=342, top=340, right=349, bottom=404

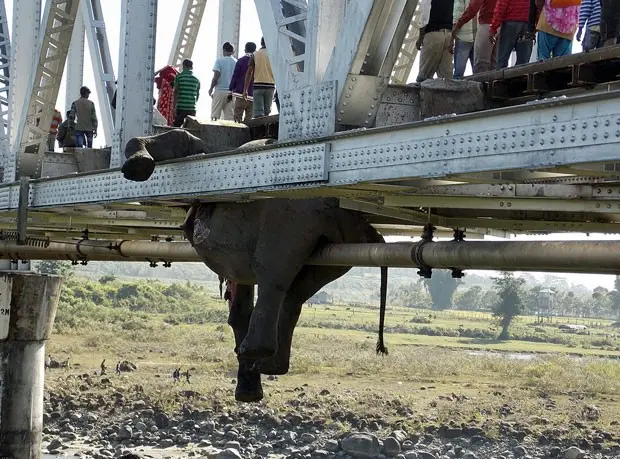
left=550, top=0, right=581, bottom=7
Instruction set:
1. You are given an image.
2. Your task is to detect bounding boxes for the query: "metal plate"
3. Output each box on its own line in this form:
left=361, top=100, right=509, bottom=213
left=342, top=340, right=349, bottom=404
left=337, top=74, right=389, bottom=127
left=279, top=81, right=337, bottom=141
left=27, top=144, right=329, bottom=207
left=0, top=275, right=11, bottom=340
left=376, top=85, right=421, bottom=127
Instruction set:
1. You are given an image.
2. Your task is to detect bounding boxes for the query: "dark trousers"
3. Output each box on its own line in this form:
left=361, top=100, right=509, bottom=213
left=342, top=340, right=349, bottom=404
left=496, top=21, right=533, bottom=70
left=75, top=130, right=93, bottom=148
left=174, top=109, right=196, bottom=128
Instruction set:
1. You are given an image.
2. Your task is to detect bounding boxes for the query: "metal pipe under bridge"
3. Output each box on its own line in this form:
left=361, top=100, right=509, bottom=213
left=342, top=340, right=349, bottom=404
left=2, top=239, right=619, bottom=275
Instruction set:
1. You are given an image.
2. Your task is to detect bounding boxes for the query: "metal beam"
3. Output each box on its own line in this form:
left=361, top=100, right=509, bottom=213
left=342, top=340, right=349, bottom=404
left=4, top=239, right=620, bottom=275
left=7, top=0, right=42, bottom=183
left=254, top=0, right=309, bottom=91
left=113, top=0, right=158, bottom=168
left=390, top=4, right=421, bottom=84
left=15, top=0, right=80, bottom=179
left=169, top=0, right=207, bottom=67
left=65, top=1, right=85, bottom=113
left=217, top=0, right=241, bottom=58
left=0, top=0, right=10, bottom=177
left=326, top=0, right=418, bottom=127
left=82, top=0, right=115, bottom=145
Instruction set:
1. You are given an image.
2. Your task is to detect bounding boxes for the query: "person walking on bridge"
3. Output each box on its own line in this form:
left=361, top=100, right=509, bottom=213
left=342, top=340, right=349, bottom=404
left=69, top=86, right=98, bottom=148
left=416, top=0, right=455, bottom=82
left=578, top=0, right=603, bottom=52
left=490, top=0, right=534, bottom=69
left=209, top=42, right=237, bottom=121
left=243, top=38, right=276, bottom=118
left=453, top=0, right=498, bottom=73
left=452, top=0, right=476, bottom=78
left=229, top=41, right=256, bottom=122
left=535, top=0, right=579, bottom=60
left=172, top=59, right=201, bottom=127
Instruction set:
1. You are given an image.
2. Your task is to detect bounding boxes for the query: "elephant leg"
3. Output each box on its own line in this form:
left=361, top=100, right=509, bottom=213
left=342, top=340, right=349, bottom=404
left=227, top=283, right=263, bottom=402
left=239, top=216, right=333, bottom=360
left=259, top=266, right=351, bottom=375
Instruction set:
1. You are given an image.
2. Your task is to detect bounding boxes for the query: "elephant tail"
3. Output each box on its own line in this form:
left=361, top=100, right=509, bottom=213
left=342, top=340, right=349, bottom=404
left=376, top=266, right=389, bottom=356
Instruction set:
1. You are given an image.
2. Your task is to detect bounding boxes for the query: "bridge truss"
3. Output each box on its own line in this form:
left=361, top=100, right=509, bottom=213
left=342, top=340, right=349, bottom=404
left=0, top=0, right=619, bottom=267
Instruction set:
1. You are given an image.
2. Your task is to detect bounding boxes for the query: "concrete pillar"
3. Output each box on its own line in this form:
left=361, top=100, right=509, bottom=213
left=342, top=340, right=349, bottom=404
left=0, top=272, right=62, bottom=459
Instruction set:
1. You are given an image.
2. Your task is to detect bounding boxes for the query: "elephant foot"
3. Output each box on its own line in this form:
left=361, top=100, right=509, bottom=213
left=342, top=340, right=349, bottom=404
left=121, top=150, right=156, bottom=182
left=235, top=360, right=263, bottom=403
left=258, top=354, right=290, bottom=375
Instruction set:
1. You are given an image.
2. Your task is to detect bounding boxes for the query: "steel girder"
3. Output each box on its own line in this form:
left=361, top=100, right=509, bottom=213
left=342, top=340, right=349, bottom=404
left=14, top=0, right=80, bottom=180
left=169, top=0, right=207, bottom=67
left=217, top=0, right=241, bottom=58
left=82, top=0, right=115, bottom=146
left=0, top=0, right=9, bottom=175
left=113, top=0, right=157, bottom=168
left=65, top=2, right=85, bottom=113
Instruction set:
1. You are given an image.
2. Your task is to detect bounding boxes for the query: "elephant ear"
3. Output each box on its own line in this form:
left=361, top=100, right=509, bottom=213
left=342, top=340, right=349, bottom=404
left=192, top=206, right=213, bottom=245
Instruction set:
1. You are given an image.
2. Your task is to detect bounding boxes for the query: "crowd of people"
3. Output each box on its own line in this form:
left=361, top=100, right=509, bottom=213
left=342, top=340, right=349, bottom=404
left=417, top=0, right=617, bottom=82
left=152, top=37, right=276, bottom=129
left=46, top=1, right=618, bottom=153
left=48, top=36, right=276, bottom=152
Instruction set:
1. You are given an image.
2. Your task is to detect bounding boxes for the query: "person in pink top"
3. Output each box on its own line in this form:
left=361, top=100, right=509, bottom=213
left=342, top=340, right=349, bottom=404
left=535, top=0, right=579, bottom=60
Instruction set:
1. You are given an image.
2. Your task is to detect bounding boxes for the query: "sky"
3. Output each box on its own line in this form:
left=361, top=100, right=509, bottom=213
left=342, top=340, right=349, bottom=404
left=3, top=1, right=616, bottom=291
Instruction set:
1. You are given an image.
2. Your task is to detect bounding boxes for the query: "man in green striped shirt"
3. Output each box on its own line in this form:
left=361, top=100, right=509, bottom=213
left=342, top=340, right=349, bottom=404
left=172, top=59, right=201, bottom=127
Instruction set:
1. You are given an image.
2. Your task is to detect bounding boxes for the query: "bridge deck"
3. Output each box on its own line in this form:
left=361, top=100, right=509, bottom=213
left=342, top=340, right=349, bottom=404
left=3, top=49, right=620, bottom=243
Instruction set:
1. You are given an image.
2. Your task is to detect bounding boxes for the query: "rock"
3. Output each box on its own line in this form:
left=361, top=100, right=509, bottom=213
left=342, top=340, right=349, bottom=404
left=119, top=360, right=137, bottom=372
left=133, top=400, right=147, bottom=410
left=513, top=446, right=527, bottom=457
left=341, top=433, right=381, bottom=458
left=255, top=444, right=273, bottom=456
left=216, top=448, right=243, bottom=459
left=224, top=440, right=241, bottom=450
left=420, top=79, right=487, bottom=119
left=404, top=452, right=419, bottom=459
left=325, top=439, right=340, bottom=452
left=47, top=439, right=63, bottom=451
left=564, top=446, right=585, bottom=459
left=301, top=433, right=317, bottom=443
left=417, top=452, right=437, bottom=459
left=391, top=431, right=408, bottom=443
left=383, top=437, right=401, bottom=456
left=118, top=425, right=132, bottom=440
left=134, top=422, right=147, bottom=432
left=159, top=438, right=174, bottom=448
left=153, top=412, right=169, bottom=429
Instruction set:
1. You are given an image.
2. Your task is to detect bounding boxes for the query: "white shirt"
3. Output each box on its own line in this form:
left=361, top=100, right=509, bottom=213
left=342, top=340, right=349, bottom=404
left=417, top=0, right=432, bottom=28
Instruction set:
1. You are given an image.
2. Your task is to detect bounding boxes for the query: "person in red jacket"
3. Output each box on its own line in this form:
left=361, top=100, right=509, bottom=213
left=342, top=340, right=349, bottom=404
left=490, top=0, right=534, bottom=69
left=452, top=0, right=498, bottom=73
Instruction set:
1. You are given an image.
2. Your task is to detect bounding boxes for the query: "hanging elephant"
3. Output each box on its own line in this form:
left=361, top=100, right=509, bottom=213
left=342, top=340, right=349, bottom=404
left=121, top=131, right=389, bottom=402
left=182, top=197, right=388, bottom=402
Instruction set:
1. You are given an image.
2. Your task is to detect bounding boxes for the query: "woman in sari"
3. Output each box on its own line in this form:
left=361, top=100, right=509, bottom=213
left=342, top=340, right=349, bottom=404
left=154, top=66, right=179, bottom=126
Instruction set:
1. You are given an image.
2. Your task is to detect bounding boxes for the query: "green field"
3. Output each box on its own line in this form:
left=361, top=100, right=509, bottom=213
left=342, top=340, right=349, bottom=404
left=44, top=275, right=620, bottom=441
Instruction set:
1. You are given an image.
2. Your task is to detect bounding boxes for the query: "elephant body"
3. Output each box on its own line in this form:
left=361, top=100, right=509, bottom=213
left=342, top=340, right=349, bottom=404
left=121, top=131, right=388, bottom=402
left=183, top=197, right=388, bottom=402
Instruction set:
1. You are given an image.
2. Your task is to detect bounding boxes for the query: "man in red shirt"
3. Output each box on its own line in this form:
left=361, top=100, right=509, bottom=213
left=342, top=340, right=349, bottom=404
left=490, top=0, right=534, bottom=69
left=452, top=0, right=498, bottom=73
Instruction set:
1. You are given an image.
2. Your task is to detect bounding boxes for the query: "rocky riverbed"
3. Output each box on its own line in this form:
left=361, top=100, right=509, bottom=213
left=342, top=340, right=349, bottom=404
left=42, top=388, right=620, bottom=459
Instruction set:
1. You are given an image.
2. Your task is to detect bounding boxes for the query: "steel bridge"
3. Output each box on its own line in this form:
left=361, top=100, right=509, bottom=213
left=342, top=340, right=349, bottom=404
left=1, top=0, right=620, bottom=268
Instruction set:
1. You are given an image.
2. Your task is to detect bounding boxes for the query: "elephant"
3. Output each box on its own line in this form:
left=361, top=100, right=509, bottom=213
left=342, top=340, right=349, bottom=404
left=182, top=197, right=388, bottom=403
left=121, top=129, right=214, bottom=182
left=121, top=131, right=388, bottom=403
left=121, top=129, right=276, bottom=182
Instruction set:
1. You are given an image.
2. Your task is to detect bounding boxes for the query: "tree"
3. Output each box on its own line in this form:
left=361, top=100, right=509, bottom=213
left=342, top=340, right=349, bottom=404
left=423, top=270, right=461, bottom=310
left=492, top=272, right=525, bottom=340
left=35, top=260, right=75, bottom=276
